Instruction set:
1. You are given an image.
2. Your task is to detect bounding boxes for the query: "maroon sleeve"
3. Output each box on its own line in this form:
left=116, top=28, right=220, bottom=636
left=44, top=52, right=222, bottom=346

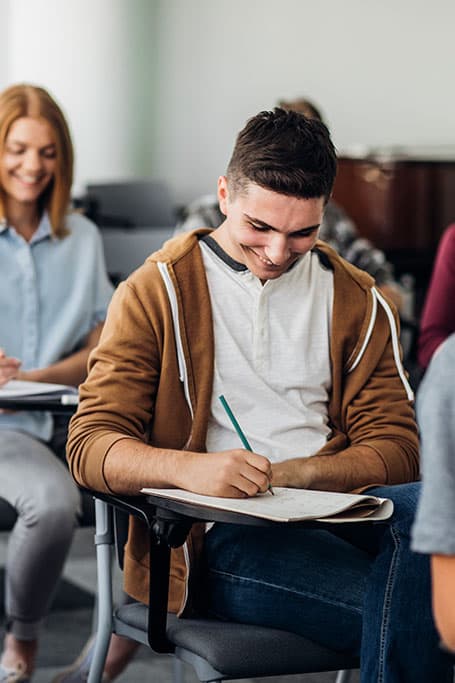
left=418, top=224, right=455, bottom=369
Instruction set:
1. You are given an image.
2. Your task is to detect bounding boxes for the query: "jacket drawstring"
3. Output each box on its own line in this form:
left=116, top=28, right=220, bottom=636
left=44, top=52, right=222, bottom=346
left=373, top=287, right=414, bottom=401
left=348, top=286, right=414, bottom=401
left=157, top=262, right=194, bottom=418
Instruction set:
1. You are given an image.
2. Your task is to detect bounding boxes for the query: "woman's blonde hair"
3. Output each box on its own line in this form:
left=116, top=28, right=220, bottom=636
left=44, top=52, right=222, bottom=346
left=0, top=83, right=73, bottom=237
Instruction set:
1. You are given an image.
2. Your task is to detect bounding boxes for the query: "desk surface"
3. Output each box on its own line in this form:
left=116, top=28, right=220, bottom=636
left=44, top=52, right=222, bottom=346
left=0, top=398, right=77, bottom=414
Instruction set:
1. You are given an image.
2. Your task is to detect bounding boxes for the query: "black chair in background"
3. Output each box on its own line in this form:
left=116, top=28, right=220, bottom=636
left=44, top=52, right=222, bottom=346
left=0, top=500, right=17, bottom=533
left=87, top=490, right=358, bottom=683
left=83, top=180, right=176, bottom=229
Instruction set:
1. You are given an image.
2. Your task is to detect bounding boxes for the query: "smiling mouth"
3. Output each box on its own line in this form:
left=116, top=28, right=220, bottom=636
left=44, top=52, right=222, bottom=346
left=247, top=247, right=288, bottom=269
left=13, top=174, right=45, bottom=186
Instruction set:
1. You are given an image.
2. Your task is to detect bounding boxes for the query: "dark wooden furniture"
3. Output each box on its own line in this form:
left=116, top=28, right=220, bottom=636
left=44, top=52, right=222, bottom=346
left=332, top=147, right=455, bottom=312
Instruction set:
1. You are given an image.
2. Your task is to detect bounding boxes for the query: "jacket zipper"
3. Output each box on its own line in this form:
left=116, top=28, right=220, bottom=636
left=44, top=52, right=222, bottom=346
left=157, top=261, right=194, bottom=613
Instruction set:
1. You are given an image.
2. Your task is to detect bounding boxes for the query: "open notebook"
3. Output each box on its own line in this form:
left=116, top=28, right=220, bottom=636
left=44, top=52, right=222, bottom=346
left=0, top=380, right=79, bottom=405
left=141, top=486, right=393, bottom=523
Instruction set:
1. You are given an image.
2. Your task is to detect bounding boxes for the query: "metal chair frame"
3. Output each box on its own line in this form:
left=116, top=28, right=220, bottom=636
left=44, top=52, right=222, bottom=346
left=88, top=490, right=358, bottom=683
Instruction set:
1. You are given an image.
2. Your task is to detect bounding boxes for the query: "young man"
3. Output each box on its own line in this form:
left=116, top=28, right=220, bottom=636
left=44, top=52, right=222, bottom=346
left=67, top=109, right=452, bottom=682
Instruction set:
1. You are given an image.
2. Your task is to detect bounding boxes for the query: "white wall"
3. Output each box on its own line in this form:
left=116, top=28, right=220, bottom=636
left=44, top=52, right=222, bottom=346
left=0, top=1, right=10, bottom=89
left=150, top=0, right=455, bottom=204
left=7, top=0, right=155, bottom=194
left=2, top=0, right=455, bottom=207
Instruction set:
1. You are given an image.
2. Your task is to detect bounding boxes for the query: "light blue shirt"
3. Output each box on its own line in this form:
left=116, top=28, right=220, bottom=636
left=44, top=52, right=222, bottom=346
left=0, top=211, right=114, bottom=441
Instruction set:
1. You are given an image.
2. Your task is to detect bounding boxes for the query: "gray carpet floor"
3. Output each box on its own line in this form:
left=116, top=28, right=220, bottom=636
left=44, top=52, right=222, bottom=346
left=0, top=527, right=360, bottom=682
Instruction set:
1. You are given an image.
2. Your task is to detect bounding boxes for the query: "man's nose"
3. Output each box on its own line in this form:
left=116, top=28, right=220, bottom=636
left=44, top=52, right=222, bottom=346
left=264, top=236, right=290, bottom=264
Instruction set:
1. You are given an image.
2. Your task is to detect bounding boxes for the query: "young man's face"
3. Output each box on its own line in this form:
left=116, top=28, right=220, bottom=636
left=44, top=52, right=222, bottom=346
left=213, top=176, right=325, bottom=281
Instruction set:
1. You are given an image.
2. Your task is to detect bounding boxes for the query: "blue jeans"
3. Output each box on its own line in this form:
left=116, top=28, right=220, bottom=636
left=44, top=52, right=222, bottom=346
left=204, top=482, right=453, bottom=682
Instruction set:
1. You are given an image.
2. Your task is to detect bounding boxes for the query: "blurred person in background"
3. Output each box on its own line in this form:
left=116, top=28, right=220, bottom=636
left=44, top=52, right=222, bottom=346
left=417, top=224, right=455, bottom=370
left=412, top=333, right=455, bottom=651
left=0, top=84, right=113, bottom=683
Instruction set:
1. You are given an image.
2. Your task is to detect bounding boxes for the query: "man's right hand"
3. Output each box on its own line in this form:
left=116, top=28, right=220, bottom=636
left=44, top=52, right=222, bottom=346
left=0, top=348, right=21, bottom=387
left=176, top=449, right=273, bottom=498
left=103, top=440, right=273, bottom=498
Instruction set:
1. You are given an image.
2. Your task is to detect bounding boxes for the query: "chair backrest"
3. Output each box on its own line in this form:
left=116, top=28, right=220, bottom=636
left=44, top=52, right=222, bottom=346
left=85, top=180, right=176, bottom=227
left=0, top=498, right=17, bottom=531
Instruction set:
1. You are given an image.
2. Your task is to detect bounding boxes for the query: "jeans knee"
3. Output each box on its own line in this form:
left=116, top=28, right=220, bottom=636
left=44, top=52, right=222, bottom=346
left=370, top=482, right=420, bottom=535
left=386, top=482, right=421, bottom=536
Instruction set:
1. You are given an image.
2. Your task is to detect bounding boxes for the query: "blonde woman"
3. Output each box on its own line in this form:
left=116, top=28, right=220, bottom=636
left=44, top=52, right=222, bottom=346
left=0, top=84, right=113, bottom=682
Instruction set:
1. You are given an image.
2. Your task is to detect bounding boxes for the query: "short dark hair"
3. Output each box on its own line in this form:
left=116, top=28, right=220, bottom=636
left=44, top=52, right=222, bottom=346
left=226, top=107, right=336, bottom=202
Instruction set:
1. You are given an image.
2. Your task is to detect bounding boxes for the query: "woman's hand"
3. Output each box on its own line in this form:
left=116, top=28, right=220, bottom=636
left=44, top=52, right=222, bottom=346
left=0, top=348, right=21, bottom=387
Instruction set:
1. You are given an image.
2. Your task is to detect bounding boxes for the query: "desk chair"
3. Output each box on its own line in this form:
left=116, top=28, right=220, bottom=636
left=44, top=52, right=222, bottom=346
left=87, top=490, right=359, bottom=683
left=0, top=499, right=17, bottom=533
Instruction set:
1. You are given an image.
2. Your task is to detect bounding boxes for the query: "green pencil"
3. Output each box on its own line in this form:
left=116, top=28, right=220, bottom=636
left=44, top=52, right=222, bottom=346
left=218, top=394, right=275, bottom=495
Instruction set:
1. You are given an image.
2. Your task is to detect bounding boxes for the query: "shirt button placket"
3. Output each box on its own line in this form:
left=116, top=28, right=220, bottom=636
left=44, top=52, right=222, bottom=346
left=254, top=288, right=268, bottom=372
left=18, top=243, right=39, bottom=368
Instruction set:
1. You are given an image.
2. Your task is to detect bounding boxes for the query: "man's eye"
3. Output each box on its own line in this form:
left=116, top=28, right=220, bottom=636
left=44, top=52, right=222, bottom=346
left=250, top=224, right=270, bottom=232
left=6, top=148, right=23, bottom=155
left=294, top=229, right=316, bottom=238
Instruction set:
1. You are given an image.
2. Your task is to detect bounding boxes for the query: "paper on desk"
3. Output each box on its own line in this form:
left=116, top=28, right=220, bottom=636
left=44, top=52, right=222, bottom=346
left=140, top=486, right=394, bottom=523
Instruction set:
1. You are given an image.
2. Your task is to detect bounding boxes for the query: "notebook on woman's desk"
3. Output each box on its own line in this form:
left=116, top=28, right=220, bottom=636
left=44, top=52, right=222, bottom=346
left=141, top=486, right=393, bottom=524
left=0, top=380, right=79, bottom=413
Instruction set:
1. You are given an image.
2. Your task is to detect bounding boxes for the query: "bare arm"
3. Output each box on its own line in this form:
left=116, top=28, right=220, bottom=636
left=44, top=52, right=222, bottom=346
left=271, top=447, right=387, bottom=492
left=431, top=555, right=455, bottom=652
left=13, top=322, right=104, bottom=387
left=104, top=437, right=273, bottom=499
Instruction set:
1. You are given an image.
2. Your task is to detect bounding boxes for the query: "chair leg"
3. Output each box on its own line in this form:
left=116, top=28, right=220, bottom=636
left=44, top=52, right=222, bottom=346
left=172, top=657, right=185, bottom=683
left=88, top=499, right=115, bottom=683
left=335, top=670, right=352, bottom=683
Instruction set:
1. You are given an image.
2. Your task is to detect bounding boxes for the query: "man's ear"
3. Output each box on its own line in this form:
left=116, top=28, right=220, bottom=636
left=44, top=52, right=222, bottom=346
left=217, top=176, right=229, bottom=216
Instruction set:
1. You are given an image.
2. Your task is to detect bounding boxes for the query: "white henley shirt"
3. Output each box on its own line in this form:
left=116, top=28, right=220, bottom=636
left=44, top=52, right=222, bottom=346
left=200, top=237, right=334, bottom=463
